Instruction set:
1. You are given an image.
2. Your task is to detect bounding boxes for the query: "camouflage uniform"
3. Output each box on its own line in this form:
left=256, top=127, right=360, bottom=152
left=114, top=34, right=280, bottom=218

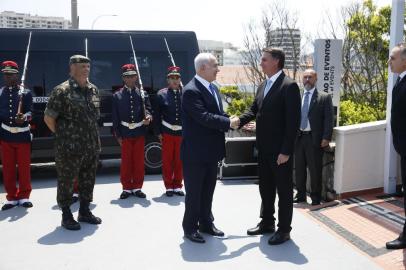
left=45, top=78, right=101, bottom=208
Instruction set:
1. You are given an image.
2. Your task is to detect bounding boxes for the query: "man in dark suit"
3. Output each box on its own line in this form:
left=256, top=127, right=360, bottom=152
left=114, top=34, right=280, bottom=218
left=387, top=43, right=406, bottom=249
left=239, top=47, right=301, bottom=245
left=181, top=53, right=239, bottom=243
left=294, top=69, right=333, bottom=206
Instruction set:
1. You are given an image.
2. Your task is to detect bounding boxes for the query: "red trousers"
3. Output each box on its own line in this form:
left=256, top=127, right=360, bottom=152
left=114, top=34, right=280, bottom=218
left=120, top=137, right=145, bottom=190
left=161, top=133, right=183, bottom=189
left=1, top=142, right=31, bottom=201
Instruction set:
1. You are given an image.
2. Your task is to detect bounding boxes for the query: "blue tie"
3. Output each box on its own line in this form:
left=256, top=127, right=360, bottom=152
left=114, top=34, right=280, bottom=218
left=263, top=79, right=272, bottom=97
left=209, top=83, right=219, bottom=108
left=300, top=91, right=310, bottom=130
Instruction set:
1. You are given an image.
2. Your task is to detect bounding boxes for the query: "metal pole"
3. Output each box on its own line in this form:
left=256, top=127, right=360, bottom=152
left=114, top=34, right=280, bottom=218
left=383, top=0, right=404, bottom=194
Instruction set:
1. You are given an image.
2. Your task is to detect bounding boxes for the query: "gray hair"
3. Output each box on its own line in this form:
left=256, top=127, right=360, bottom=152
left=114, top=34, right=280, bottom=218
left=194, top=53, right=216, bottom=72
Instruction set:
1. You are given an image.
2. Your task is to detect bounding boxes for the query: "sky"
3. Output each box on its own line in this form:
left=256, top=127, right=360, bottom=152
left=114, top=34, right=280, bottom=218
left=0, top=0, right=393, bottom=49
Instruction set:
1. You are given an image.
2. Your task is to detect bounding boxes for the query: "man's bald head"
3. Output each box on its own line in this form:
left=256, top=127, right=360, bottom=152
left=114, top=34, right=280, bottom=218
left=302, top=69, right=317, bottom=90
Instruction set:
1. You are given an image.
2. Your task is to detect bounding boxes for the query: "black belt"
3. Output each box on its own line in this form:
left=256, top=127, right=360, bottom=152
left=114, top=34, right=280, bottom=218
left=299, top=130, right=312, bottom=136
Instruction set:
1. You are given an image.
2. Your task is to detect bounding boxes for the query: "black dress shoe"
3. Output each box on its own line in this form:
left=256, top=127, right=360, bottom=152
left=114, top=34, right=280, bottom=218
left=174, top=190, right=185, bottom=196
left=133, top=190, right=146, bottom=198
left=21, top=201, right=33, bottom=208
left=293, top=197, right=306, bottom=203
left=1, top=203, right=16, bottom=211
left=247, top=222, right=275, bottom=235
left=386, top=234, right=406, bottom=249
left=268, top=230, right=290, bottom=245
left=311, top=200, right=321, bottom=206
left=185, top=232, right=205, bottom=243
left=166, top=190, right=174, bottom=197
left=199, top=224, right=225, bottom=237
left=120, top=191, right=131, bottom=199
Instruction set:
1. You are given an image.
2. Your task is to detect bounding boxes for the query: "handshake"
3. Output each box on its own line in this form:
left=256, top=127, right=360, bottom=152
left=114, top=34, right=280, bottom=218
left=229, top=115, right=240, bottom=129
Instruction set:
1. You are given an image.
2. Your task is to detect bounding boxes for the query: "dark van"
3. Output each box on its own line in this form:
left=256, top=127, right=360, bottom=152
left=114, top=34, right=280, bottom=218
left=0, top=28, right=199, bottom=173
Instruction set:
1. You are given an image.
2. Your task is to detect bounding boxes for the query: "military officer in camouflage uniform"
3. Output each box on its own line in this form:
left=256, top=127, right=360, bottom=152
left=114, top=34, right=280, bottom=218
left=44, top=55, right=102, bottom=230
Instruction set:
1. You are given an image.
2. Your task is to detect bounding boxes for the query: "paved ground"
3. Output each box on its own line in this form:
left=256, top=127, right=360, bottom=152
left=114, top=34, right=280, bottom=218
left=0, top=162, right=383, bottom=270
left=296, top=193, right=406, bottom=270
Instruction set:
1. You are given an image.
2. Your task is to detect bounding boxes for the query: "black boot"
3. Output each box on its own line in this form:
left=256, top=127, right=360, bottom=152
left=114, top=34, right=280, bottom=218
left=78, top=201, right=102, bottom=224
left=61, top=207, right=81, bottom=230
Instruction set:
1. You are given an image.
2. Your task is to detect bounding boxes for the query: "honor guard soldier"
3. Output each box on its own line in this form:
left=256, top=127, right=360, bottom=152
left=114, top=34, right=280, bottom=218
left=0, top=61, right=33, bottom=210
left=44, top=55, right=102, bottom=230
left=112, top=64, right=152, bottom=200
left=154, top=66, right=185, bottom=197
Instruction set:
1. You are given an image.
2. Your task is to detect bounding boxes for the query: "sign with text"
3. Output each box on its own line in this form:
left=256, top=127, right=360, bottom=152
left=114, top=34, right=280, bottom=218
left=314, top=39, right=342, bottom=106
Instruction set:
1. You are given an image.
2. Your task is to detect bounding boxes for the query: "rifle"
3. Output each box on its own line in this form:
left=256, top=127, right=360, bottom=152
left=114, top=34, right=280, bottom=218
left=164, top=38, right=183, bottom=88
left=17, top=31, right=32, bottom=123
left=129, top=35, right=147, bottom=118
left=85, top=38, right=88, bottom=58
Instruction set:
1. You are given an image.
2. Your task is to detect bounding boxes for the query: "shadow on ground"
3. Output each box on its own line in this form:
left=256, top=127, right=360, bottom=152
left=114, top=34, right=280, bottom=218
left=37, top=224, right=99, bottom=245
left=110, top=197, right=152, bottom=208
left=152, top=193, right=185, bottom=206
left=0, top=206, right=29, bottom=222
left=180, top=234, right=308, bottom=264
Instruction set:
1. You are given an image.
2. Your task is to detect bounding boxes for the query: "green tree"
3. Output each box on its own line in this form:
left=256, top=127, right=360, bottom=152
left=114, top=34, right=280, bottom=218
left=340, top=0, right=396, bottom=123
left=220, top=86, right=254, bottom=116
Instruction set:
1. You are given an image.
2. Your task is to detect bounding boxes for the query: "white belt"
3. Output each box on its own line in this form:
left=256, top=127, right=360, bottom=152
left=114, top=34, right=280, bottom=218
left=1, top=123, right=30, bottom=133
left=162, top=120, right=182, bottom=131
left=121, top=121, right=143, bottom=129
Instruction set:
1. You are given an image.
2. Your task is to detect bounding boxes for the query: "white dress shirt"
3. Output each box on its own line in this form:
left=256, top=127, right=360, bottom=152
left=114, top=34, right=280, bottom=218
left=399, top=70, right=406, bottom=80
left=301, top=87, right=315, bottom=131
left=264, top=70, right=283, bottom=97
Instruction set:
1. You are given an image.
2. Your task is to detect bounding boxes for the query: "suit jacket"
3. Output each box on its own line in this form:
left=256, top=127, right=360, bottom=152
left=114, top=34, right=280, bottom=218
left=391, top=76, right=406, bottom=156
left=239, top=71, right=301, bottom=156
left=180, top=77, right=230, bottom=163
left=305, top=89, right=334, bottom=146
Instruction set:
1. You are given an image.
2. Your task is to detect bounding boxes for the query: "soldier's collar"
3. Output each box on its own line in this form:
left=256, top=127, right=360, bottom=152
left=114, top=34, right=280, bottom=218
left=171, top=88, right=181, bottom=93
left=69, top=77, right=90, bottom=90
left=125, top=85, right=138, bottom=92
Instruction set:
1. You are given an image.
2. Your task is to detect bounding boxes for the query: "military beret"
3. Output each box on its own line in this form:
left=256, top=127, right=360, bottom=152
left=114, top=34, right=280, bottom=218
left=121, top=64, right=137, bottom=76
left=1, top=60, right=19, bottom=74
left=167, top=66, right=181, bottom=77
left=69, top=55, right=91, bottom=65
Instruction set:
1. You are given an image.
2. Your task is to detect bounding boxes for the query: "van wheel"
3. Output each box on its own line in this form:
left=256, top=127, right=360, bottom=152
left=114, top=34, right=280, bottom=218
left=145, top=140, right=162, bottom=174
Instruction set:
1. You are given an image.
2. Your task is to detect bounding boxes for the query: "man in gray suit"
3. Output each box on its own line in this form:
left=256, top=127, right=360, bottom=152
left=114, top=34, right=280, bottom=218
left=294, top=69, right=333, bottom=205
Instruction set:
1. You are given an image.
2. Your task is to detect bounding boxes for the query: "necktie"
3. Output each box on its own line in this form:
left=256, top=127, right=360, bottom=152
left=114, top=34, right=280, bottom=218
left=300, top=91, right=311, bottom=130
left=209, top=83, right=219, bottom=108
left=263, top=79, right=272, bottom=98
left=394, top=76, right=401, bottom=88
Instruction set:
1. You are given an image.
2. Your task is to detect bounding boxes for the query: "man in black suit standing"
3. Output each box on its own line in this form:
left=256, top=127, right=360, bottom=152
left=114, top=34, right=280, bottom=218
left=181, top=53, right=239, bottom=243
left=386, top=43, right=406, bottom=249
left=239, top=47, right=301, bottom=245
left=294, top=69, right=333, bottom=206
